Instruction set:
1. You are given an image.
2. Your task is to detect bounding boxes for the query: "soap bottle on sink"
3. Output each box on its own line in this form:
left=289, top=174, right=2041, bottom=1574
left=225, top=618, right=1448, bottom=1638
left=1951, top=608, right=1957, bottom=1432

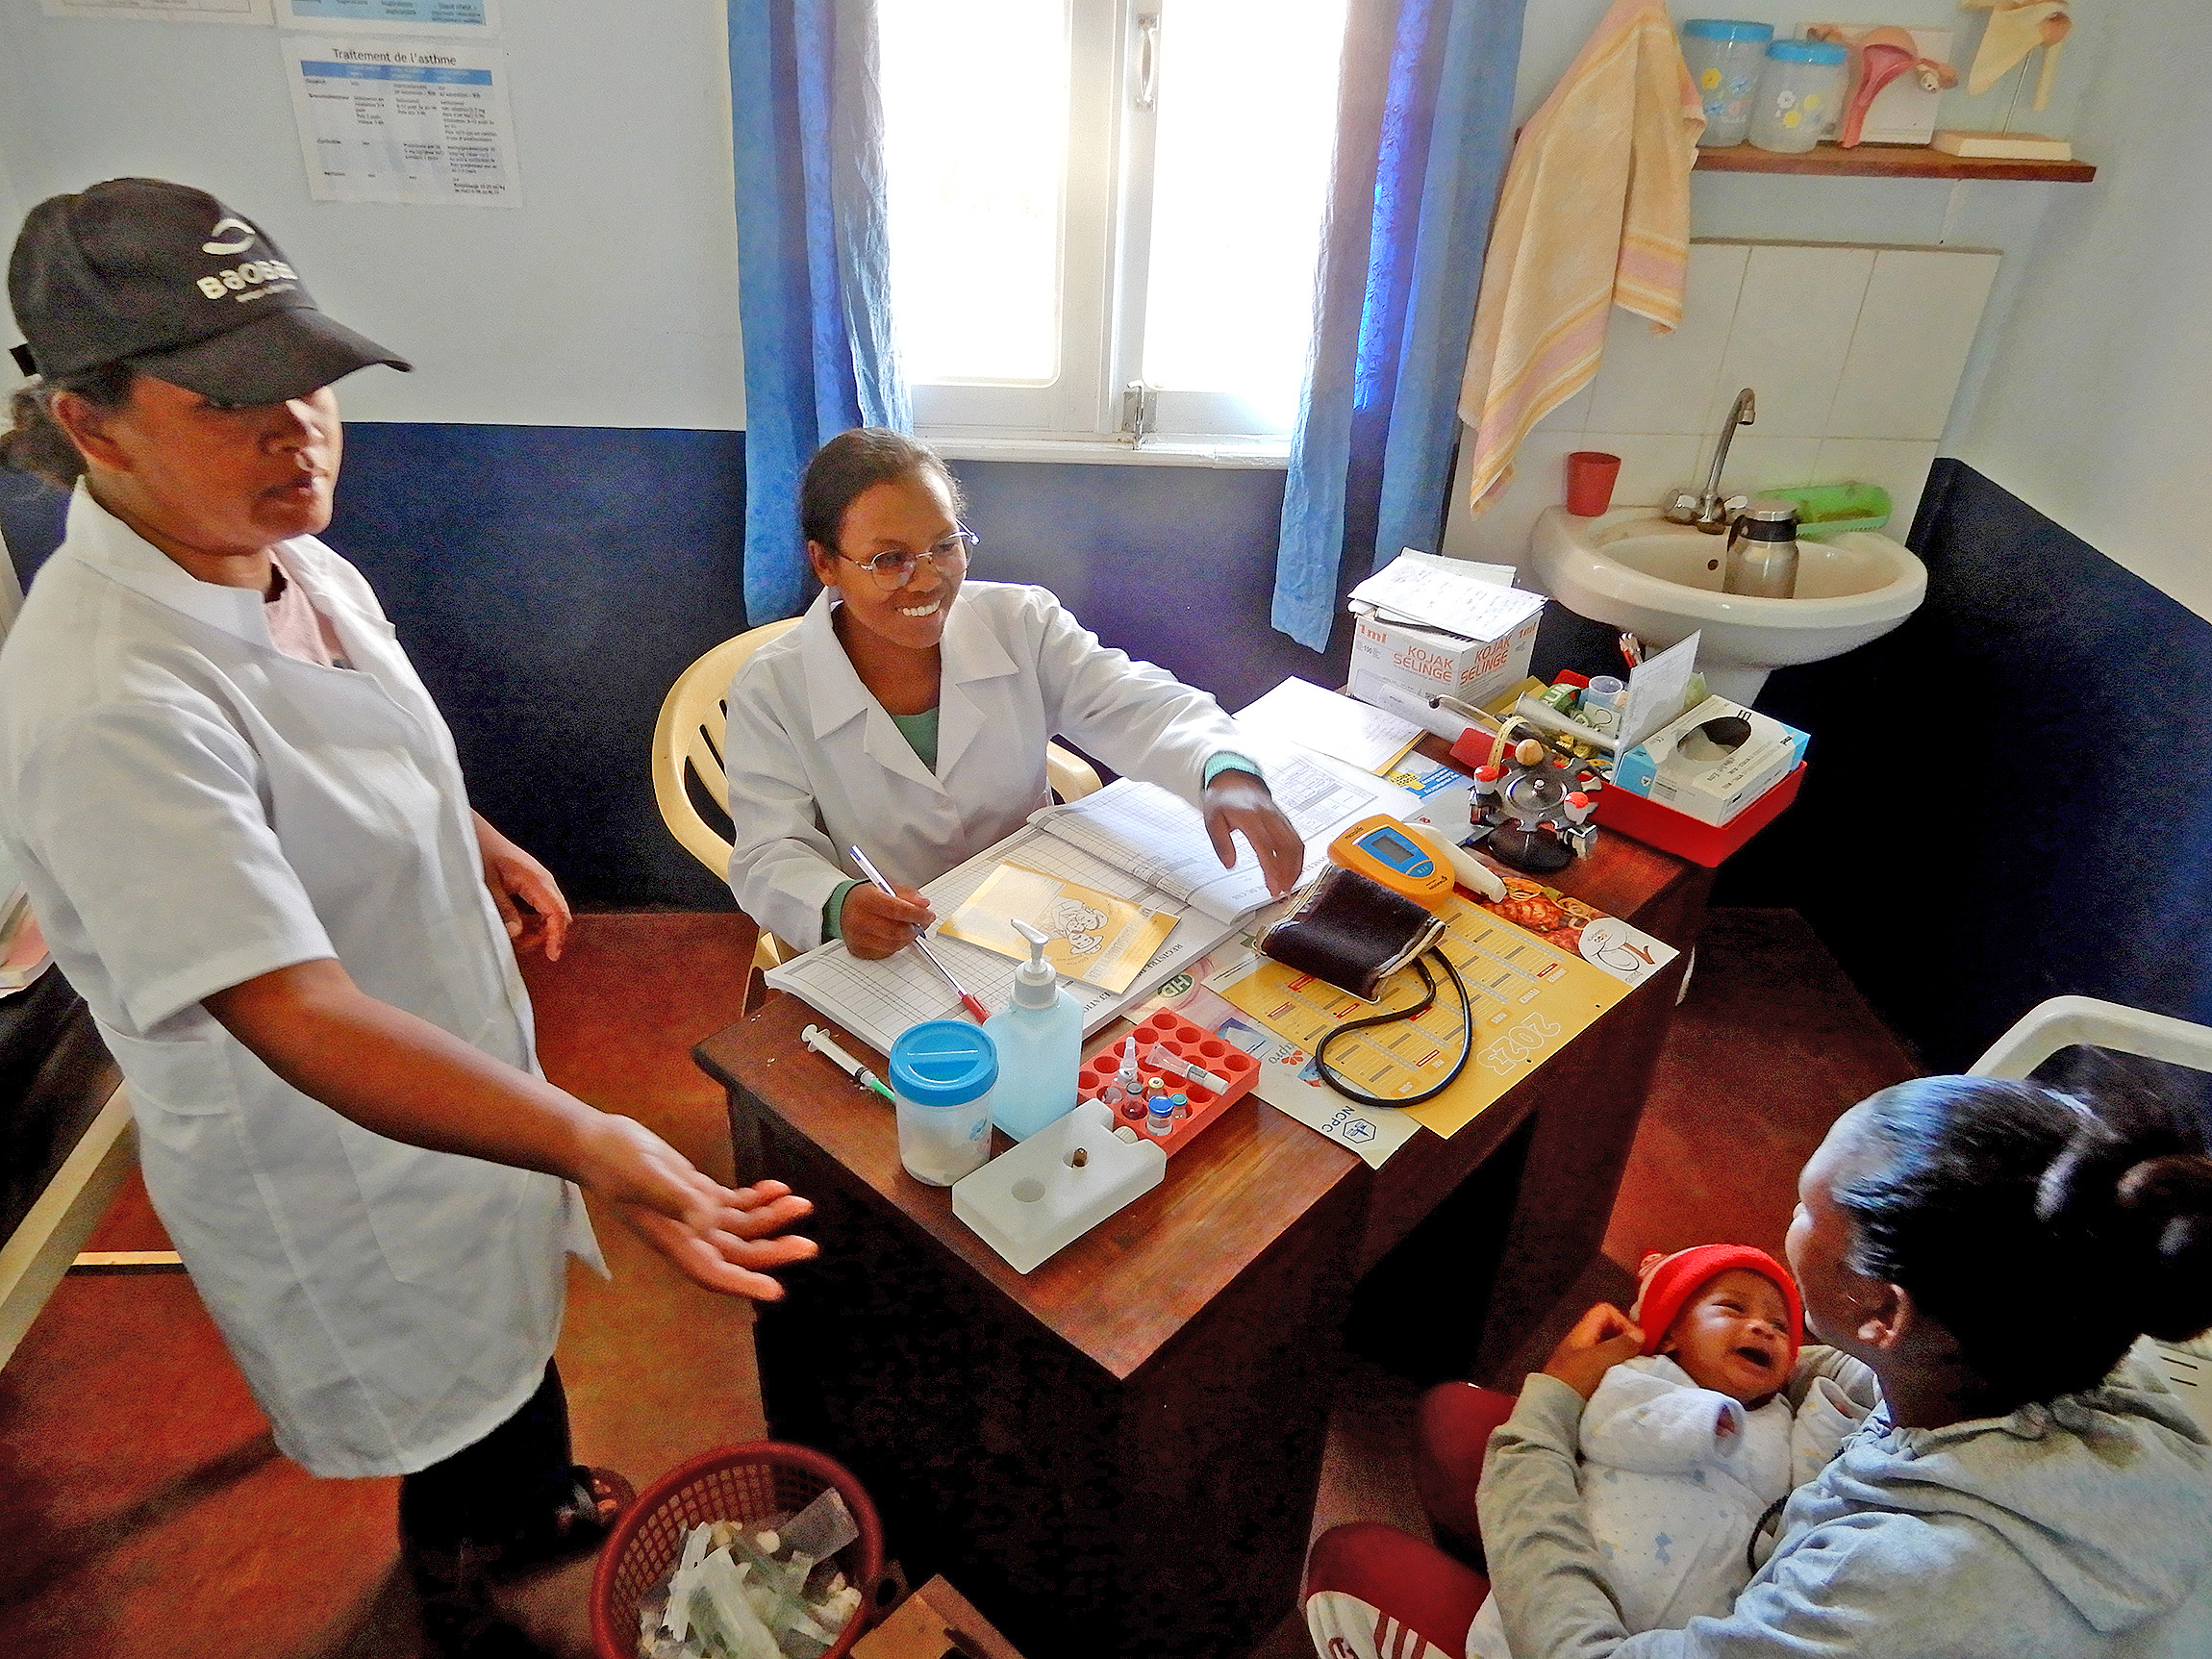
left=1723, top=500, right=1800, bottom=598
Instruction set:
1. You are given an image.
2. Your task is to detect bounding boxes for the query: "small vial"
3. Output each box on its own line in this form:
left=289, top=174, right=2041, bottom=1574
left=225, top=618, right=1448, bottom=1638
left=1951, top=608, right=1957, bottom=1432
left=1145, top=1094, right=1174, bottom=1138
left=1099, top=1083, right=1123, bottom=1107
left=1170, top=1092, right=1189, bottom=1119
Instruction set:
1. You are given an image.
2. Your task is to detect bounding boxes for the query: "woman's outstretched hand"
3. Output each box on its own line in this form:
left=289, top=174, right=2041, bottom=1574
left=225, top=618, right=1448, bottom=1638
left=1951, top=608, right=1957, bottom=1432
left=575, top=1113, right=817, bottom=1299
left=1543, top=1301, right=1646, bottom=1398
left=1201, top=768, right=1305, bottom=899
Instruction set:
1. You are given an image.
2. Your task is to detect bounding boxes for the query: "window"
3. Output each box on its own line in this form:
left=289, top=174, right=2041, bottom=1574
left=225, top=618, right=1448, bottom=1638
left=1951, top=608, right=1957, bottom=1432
left=878, top=0, right=1349, bottom=450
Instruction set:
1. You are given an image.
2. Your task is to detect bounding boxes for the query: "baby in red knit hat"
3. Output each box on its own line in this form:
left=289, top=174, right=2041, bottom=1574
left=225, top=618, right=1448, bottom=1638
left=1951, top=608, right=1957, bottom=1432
left=1465, top=1244, right=1878, bottom=1659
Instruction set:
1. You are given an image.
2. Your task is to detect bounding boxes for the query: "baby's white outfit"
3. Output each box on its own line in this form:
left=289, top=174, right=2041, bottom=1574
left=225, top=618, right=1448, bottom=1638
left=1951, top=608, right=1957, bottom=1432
left=1465, top=1353, right=1872, bottom=1657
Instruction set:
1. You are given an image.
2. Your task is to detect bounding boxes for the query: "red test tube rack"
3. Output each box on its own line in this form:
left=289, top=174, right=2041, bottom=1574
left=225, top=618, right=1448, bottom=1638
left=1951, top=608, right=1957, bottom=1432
left=1076, top=1007, right=1259, bottom=1156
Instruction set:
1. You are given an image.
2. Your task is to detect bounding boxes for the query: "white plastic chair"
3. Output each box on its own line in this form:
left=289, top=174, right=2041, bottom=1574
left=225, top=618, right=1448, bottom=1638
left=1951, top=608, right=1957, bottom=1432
left=1969, top=994, right=2212, bottom=1433
left=651, top=622, right=1104, bottom=1005
left=1970, top=995, right=2212, bottom=1081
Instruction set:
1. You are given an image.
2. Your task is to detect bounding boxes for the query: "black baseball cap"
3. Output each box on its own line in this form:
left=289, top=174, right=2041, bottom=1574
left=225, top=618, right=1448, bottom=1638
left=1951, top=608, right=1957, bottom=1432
left=6, top=177, right=410, bottom=405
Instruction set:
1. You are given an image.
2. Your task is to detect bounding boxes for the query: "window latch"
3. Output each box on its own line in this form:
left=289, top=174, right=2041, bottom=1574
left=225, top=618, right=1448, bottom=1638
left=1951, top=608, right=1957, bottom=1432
left=1134, top=10, right=1161, bottom=111
left=1121, top=381, right=1156, bottom=442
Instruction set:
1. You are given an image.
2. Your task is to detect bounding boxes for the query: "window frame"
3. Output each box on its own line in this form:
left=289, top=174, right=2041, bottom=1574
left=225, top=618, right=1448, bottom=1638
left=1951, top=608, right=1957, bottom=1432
left=895, top=0, right=1319, bottom=456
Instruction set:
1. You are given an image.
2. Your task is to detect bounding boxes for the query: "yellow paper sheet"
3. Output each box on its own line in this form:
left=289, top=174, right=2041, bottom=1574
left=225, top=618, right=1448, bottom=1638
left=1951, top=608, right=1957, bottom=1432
left=937, top=862, right=1179, bottom=995
left=1216, top=891, right=1627, bottom=1138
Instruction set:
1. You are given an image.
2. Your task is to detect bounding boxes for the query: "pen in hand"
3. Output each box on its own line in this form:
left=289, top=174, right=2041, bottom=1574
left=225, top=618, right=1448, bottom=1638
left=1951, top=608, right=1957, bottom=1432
left=846, top=844, right=992, bottom=1024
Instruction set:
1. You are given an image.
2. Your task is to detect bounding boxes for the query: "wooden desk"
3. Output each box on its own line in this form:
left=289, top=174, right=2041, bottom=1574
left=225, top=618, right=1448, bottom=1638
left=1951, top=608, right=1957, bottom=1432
left=695, top=835, right=1709, bottom=1659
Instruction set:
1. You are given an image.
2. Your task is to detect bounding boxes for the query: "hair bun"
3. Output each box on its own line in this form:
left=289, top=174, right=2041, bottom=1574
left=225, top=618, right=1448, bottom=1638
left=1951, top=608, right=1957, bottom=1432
left=2118, top=1153, right=2212, bottom=1345
left=2118, top=1152, right=2212, bottom=1219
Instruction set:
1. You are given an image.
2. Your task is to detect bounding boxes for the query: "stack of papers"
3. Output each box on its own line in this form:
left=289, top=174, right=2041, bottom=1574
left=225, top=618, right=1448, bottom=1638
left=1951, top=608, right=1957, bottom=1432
left=1236, top=677, right=1421, bottom=775
left=1349, top=552, right=1541, bottom=637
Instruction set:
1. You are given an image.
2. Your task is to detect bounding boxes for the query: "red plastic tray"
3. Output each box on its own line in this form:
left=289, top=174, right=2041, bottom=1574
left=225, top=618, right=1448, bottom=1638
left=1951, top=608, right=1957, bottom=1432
left=1077, top=1006, right=1258, bottom=1155
left=1592, top=762, right=1806, bottom=867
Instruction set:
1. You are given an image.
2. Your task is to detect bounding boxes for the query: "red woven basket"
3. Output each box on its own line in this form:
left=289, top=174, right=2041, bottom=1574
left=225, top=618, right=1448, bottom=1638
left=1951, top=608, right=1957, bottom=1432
left=591, top=1441, right=885, bottom=1659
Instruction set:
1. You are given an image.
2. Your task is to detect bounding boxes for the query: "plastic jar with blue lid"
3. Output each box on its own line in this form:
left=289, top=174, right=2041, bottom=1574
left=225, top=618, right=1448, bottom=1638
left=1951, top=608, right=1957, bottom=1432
left=1680, top=20, right=1775, bottom=148
left=888, top=1019, right=999, bottom=1186
left=1749, top=38, right=1849, bottom=155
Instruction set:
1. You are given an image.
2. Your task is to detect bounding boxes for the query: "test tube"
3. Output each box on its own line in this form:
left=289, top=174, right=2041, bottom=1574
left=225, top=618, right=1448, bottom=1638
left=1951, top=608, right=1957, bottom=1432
left=1145, top=1043, right=1230, bottom=1093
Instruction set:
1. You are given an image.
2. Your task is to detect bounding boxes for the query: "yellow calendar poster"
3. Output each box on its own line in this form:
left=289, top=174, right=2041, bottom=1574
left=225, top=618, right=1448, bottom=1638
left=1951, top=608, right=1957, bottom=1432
left=1213, top=892, right=1628, bottom=1139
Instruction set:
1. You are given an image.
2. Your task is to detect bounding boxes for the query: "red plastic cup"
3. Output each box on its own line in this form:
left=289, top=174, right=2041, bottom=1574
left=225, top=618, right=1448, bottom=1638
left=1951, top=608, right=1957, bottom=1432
left=1565, top=451, right=1622, bottom=516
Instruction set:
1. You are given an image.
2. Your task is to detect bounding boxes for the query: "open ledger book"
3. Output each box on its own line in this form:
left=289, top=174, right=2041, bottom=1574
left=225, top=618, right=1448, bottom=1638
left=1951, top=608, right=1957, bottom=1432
left=765, top=747, right=1418, bottom=1059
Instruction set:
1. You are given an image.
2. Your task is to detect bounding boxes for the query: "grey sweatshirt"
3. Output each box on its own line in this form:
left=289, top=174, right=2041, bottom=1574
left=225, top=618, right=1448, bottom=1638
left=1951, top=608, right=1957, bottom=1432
left=1477, top=1355, right=2212, bottom=1658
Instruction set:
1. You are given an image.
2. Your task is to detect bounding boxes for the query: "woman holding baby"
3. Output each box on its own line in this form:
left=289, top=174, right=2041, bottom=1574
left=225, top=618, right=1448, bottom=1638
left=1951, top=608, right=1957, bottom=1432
left=1305, top=1074, right=2212, bottom=1658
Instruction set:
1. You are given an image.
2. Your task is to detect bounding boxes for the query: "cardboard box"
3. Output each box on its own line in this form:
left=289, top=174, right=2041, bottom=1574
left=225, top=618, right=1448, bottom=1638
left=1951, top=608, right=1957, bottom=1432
left=1610, top=695, right=1809, bottom=826
left=1345, top=550, right=1546, bottom=707
left=1348, top=606, right=1541, bottom=706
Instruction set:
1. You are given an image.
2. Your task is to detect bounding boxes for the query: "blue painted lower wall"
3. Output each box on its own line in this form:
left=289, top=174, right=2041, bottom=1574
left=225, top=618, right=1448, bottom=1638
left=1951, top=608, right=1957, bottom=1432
left=1716, top=459, right=2212, bottom=1072
left=12, top=427, right=2192, bottom=1075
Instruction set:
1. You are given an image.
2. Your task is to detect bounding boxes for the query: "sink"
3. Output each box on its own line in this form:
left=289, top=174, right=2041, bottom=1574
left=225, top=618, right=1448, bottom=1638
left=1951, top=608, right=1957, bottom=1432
left=1526, top=506, right=1927, bottom=705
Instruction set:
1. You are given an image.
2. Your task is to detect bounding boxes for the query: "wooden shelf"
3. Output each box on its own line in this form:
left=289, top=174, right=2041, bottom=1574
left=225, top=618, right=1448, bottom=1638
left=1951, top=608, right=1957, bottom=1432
left=1696, top=141, right=2095, bottom=183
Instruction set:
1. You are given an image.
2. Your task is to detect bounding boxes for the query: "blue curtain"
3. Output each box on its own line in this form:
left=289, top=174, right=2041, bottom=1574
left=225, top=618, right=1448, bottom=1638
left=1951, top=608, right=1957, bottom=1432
left=1271, top=0, right=1525, bottom=651
left=729, top=0, right=910, bottom=625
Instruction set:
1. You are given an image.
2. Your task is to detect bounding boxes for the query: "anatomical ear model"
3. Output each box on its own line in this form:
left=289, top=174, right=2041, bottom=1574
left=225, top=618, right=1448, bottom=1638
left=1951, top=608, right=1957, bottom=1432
left=1806, top=23, right=1961, bottom=147
left=1961, top=0, right=2072, bottom=112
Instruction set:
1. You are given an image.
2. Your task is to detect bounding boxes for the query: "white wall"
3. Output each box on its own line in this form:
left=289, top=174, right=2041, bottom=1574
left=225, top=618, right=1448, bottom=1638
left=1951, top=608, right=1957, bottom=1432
left=1449, top=240, right=1998, bottom=563
left=1445, top=0, right=2114, bottom=568
left=0, top=0, right=744, bottom=430
left=1952, top=0, right=2212, bottom=620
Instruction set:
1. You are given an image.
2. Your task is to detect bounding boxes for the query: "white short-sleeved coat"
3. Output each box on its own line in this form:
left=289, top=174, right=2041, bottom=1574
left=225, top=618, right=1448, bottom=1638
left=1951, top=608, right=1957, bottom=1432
left=722, top=581, right=1247, bottom=949
left=0, top=489, right=600, bottom=1478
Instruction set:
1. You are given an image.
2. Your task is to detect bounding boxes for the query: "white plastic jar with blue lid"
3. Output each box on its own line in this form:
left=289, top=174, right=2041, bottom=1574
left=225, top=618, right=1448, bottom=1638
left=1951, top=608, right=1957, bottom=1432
left=1748, top=38, right=1849, bottom=154
left=889, top=1019, right=999, bottom=1186
left=1679, top=20, right=1774, bottom=148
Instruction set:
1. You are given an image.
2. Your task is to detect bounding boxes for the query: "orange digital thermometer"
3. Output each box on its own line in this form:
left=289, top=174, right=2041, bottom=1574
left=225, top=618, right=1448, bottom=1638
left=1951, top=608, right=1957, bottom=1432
left=1328, top=816, right=1457, bottom=912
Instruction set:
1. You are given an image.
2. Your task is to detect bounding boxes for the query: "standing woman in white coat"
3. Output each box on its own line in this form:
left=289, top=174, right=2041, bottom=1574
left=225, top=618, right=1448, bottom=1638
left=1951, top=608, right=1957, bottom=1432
left=725, top=427, right=1305, bottom=959
left=0, top=181, right=815, bottom=1651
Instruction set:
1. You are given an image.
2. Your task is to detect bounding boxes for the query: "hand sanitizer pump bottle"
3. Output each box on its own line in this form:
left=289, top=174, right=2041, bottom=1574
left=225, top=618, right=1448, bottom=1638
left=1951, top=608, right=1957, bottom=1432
left=985, top=920, right=1082, bottom=1141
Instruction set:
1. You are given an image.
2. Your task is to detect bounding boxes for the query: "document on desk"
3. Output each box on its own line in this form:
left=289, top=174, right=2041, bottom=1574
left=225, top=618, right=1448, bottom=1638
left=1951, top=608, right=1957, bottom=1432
left=1235, top=677, right=1423, bottom=775
left=764, top=821, right=1239, bottom=1059
left=1028, top=749, right=1415, bottom=923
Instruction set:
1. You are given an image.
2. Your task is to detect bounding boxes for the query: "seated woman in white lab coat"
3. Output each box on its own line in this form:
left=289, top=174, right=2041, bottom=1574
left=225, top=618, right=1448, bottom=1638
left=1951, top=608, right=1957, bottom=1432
left=724, top=427, right=1306, bottom=959
left=0, top=180, right=815, bottom=1651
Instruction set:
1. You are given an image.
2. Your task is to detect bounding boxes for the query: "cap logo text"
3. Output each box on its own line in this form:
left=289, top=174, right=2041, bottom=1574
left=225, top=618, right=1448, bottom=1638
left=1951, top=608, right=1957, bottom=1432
left=196, top=259, right=297, bottom=300
left=201, top=217, right=257, bottom=256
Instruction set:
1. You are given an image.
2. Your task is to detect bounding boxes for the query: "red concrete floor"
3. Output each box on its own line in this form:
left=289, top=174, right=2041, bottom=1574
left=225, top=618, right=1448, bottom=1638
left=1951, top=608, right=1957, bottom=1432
left=2, top=907, right=1916, bottom=1658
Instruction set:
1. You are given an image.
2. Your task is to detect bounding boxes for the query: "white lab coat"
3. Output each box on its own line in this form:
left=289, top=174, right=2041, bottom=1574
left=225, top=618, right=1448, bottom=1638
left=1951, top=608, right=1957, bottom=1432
left=0, top=488, right=601, bottom=1479
left=724, top=581, right=1248, bottom=949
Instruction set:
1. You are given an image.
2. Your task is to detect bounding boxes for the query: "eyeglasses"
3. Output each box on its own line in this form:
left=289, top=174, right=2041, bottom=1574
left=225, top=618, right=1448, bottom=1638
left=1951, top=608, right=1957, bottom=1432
left=835, top=525, right=977, bottom=590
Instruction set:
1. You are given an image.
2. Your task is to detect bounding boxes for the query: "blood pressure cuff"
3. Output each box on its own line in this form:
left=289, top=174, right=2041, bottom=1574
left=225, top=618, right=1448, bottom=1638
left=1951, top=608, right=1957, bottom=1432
left=1255, top=866, right=1446, bottom=1002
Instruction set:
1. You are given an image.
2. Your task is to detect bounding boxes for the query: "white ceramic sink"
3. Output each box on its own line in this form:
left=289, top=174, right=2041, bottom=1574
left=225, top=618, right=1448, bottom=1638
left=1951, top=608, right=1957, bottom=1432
left=1527, top=506, right=1927, bottom=705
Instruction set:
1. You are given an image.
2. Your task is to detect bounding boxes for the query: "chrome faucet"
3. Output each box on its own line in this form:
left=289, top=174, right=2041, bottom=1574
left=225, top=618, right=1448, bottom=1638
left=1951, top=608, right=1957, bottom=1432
left=1665, top=388, right=1756, bottom=533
